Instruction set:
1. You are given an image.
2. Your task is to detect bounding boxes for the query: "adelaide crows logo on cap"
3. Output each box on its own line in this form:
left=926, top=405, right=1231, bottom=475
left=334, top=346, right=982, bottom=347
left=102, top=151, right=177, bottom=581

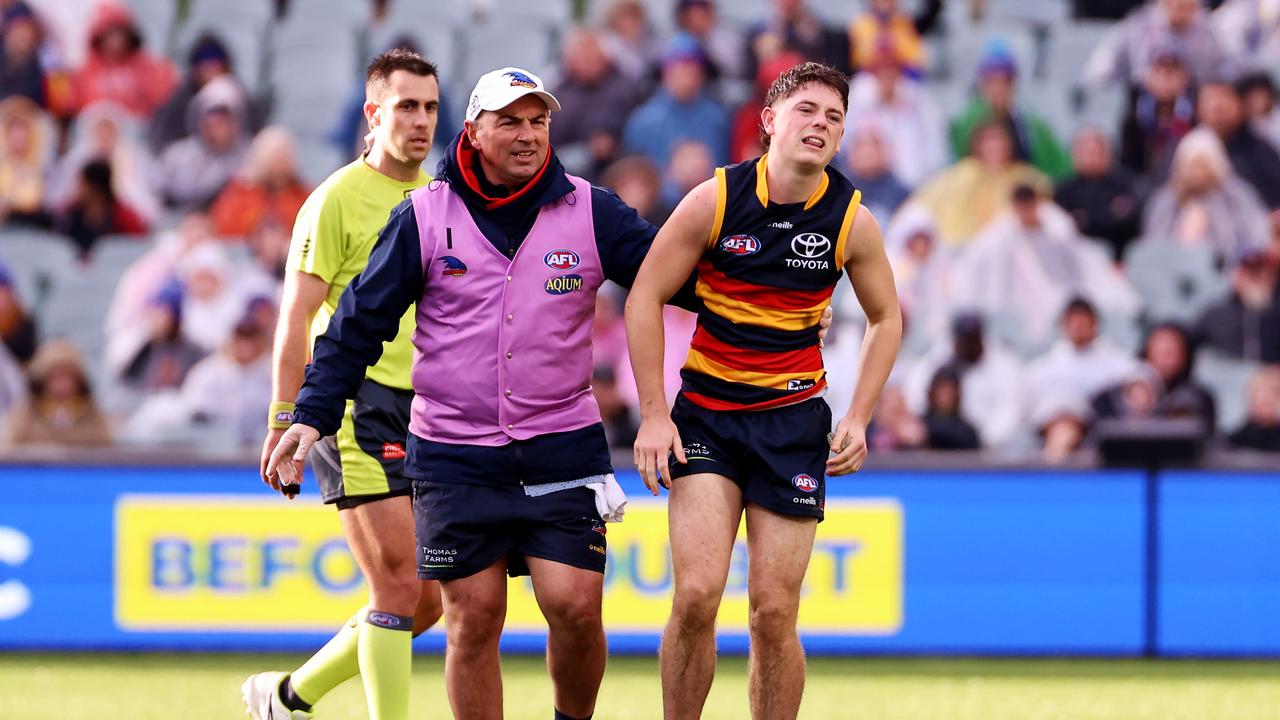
left=506, top=71, right=538, bottom=88
left=439, top=256, right=468, bottom=277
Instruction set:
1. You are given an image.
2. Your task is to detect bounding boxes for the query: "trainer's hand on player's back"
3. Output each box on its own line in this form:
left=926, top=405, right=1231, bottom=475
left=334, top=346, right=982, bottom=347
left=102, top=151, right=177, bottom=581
left=826, top=416, right=869, bottom=476
left=634, top=416, right=686, bottom=496
left=818, top=305, right=833, bottom=346
left=265, top=423, right=321, bottom=495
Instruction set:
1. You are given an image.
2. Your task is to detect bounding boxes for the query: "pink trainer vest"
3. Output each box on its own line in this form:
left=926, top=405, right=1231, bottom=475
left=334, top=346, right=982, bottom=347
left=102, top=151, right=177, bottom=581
left=407, top=175, right=604, bottom=445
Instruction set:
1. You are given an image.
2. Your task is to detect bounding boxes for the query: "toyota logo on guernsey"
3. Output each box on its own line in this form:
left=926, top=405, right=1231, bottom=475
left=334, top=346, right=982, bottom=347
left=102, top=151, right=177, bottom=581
left=788, top=232, right=831, bottom=269
left=719, top=234, right=760, bottom=255
left=544, top=249, right=580, bottom=270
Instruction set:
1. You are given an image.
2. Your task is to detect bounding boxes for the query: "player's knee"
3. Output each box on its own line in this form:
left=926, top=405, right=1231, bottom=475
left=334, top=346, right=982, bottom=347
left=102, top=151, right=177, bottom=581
left=412, top=584, right=444, bottom=636
left=446, top=597, right=505, bottom=648
left=367, top=566, right=420, bottom=610
left=747, top=597, right=799, bottom=645
left=671, top=582, right=723, bottom=631
left=545, top=593, right=602, bottom=638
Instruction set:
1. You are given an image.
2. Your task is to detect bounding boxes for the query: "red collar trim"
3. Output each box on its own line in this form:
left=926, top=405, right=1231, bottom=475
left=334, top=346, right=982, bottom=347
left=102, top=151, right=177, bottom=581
left=455, top=134, right=551, bottom=210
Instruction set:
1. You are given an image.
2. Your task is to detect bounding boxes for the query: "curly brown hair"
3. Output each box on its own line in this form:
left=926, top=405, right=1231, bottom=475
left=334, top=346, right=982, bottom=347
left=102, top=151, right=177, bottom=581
left=759, top=61, right=850, bottom=149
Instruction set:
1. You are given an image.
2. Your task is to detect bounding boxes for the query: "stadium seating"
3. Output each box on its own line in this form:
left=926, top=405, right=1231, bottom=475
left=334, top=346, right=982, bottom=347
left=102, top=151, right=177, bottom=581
left=173, top=0, right=273, bottom=95
left=0, top=228, right=77, bottom=320
left=1195, top=349, right=1260, bottom=434
left=1124, top=239, right=1229, bottom=325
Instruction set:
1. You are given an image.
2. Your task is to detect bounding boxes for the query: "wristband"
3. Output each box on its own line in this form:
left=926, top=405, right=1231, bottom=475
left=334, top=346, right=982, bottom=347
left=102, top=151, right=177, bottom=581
left=268, top=401, right=296, bottom=430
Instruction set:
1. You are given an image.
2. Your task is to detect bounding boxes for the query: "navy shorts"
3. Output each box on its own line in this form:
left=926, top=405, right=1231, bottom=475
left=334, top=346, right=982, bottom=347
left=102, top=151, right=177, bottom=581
left=408, top=424, right=612, bottom=580
left=668, top=395, right=831, bottom=521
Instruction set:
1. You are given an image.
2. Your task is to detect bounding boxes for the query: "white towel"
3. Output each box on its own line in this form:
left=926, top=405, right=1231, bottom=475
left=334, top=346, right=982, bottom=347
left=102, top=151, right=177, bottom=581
left=586, top=473, right=628, bottom=523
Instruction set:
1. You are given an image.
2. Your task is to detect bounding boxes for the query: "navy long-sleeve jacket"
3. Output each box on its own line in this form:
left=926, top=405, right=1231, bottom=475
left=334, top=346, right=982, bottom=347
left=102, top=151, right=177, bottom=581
left=293, top=132, right=692, bottom=435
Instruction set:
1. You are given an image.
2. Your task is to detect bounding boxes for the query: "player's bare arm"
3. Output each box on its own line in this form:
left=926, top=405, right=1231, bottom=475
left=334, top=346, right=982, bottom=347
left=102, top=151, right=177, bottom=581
left=827, top=205, right=901, bottom=476
left=624, top=177, right=718, bottom=495
left=260, top=269, right=327, bottom=493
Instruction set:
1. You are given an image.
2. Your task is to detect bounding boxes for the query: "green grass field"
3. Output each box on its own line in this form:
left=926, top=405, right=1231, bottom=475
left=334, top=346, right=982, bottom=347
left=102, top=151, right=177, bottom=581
left=2, top=653, right=1278, bottom=719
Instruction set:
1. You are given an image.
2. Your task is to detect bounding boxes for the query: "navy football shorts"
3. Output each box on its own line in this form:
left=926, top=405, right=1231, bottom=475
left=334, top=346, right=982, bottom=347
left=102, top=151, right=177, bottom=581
left=409, top=424, right=611, bottom=580
left=667, top=394, right=831, bottom=521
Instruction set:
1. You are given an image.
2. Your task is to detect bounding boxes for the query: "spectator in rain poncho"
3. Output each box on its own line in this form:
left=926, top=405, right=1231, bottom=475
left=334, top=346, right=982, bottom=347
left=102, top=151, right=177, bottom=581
left=840, top=121, right=909, bottom=223
left=950, top=184, right=1140, bottom=355
left=0, top=94, right=51, bottom=226
left=174, top=242, right=254, bottom=353
left=1143, top=127, right=1270, bottom=263
left=3, top=339, right=111, bottom=449
left=209, top=125, right=310, bottom=240
left=883, top=203, right=953, bottom=355
left=1212, top=0, right=1280, bottom=74
left=154, top=74, right=248, bottom=210
left=1228, top=365, right=1280, bottom=451
left=1023, top=297, right=1136, bottom=436
left=47, top=99, right=160, bottom=223
left=949, top=39, right=1072, bottom=181
left=904, top=313, right=1025, bottom=449
left=1085, top=0, right=1231, bottom=89
left=905, top=120, right=1049, bottom=246
left=104, top=212, right=213, bottom=375
left=69, top=1, right=177, bottom=118
left=847, top=50, right=946, bottom=188
left=148, top=33, right=258, bottom=153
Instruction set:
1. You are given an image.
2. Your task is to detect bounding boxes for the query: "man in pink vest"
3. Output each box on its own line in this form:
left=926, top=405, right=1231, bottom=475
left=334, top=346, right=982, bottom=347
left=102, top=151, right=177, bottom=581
left=266, top=67, right=675, bottom=720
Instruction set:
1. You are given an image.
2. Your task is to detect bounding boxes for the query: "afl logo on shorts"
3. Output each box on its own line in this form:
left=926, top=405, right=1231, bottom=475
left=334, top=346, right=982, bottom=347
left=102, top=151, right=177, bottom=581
left=792, top=474, right=818, bottom=493
left=719, top=234, right=760, bottom=255
left=544, top=249, right=580, bottom=270
left=439, top=256, right=468, bottom=277
left=545, top=273, right=583, bottom=295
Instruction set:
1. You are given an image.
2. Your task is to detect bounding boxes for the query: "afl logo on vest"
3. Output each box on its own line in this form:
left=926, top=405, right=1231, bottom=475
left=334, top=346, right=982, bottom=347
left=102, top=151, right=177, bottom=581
left=719, top=234, right=760, bottom=255
left=544, top=249, right=580, bottom=270
left=792, top=473, right=819, bottom=493
left=788, top=233, right=831, bottom=269
left=545, top=273, right=583, bottom=295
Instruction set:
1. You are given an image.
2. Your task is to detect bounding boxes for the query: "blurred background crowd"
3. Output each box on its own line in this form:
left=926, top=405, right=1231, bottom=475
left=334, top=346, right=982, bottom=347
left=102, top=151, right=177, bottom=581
left=0, top=0, right=1277, bottom=462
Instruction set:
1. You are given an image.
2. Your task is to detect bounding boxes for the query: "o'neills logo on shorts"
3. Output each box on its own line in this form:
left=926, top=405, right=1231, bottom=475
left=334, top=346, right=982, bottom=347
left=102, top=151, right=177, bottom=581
left=382, top=443, right=405, bottom=460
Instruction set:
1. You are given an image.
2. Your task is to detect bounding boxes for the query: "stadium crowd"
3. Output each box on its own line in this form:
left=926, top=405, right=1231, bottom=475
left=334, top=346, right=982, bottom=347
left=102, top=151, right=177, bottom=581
left=0, top=0, right=1277, bottom=460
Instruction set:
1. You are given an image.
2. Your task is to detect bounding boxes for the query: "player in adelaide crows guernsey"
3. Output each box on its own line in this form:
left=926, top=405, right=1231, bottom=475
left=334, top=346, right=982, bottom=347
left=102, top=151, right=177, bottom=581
left=624, top=62, right=902, bottom=719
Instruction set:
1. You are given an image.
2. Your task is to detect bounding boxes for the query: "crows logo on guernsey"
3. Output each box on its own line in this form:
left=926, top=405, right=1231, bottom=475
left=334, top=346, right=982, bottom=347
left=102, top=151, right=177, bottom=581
left=720, top=234, right=760, bottom=255
left=439, top=256, right=468, bottom=277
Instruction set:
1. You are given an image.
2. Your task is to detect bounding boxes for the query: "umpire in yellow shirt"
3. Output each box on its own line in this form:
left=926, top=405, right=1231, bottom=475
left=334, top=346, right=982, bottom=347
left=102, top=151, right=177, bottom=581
left=241, top=49, right=442, bottom=720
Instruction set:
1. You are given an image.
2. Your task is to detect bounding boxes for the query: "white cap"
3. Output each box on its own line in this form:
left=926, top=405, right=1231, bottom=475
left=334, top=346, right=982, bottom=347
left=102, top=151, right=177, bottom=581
left=465, top=67, right=561, bottom=122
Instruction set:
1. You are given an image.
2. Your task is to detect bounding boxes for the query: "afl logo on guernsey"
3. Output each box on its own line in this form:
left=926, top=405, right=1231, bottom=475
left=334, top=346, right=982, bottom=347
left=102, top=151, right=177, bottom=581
left=792, top=474, right=819, bottom=493
left=544, top=249, right=580, bottom=270
left=787, top=233, right=831, bottom=269
left=719, top=234, right=760, bottom=255
left=545, top=274, right=583, bottom=295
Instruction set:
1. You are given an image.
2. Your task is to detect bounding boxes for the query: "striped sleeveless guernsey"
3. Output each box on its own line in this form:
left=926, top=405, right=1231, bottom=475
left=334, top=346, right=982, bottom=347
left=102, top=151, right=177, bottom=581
left=680, top=154, right=862, bottom=412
